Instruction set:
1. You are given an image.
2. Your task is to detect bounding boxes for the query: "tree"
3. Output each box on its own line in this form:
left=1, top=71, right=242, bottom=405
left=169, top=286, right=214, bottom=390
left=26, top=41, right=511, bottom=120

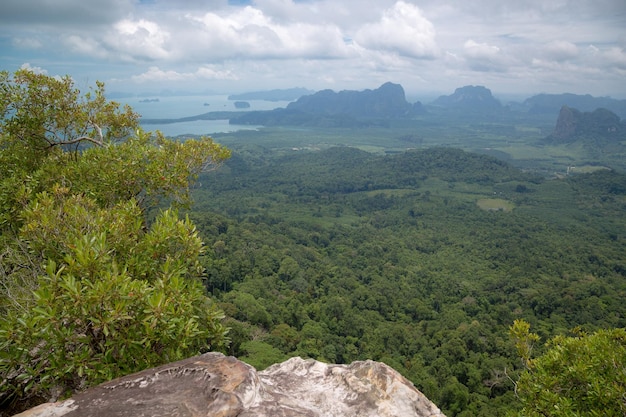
left=510, top=320, right=626, bottom=416
left=0, top=69, right=231, bottom=413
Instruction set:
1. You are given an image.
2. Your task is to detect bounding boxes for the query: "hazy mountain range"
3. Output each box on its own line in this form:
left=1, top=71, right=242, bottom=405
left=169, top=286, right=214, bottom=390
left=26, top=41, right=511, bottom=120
left=140, top=83, right=626, bottom=131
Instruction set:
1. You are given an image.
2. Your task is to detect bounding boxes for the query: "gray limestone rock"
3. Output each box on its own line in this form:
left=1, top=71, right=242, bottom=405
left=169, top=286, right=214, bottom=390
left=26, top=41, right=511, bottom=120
left=15, top=353, right=446, bottom=417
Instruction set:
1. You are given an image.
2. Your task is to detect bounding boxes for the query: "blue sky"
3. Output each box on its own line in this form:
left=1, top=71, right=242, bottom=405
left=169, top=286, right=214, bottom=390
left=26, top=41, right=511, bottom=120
left=1, top=0, right=625, bottom=98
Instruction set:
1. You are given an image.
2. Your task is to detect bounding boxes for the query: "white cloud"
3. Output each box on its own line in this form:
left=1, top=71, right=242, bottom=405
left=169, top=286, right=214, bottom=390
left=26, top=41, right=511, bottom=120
left=602, top=47, right=626, bottom=70
left=464, top=40, right=500, bottom=59
left=462, top=39, right=507, bottom=72
left=107, top=19, right=171, bottom=60
left=20, top=63, right=47, bottom=74
left=1, top=0, right=625, bottom=97
left=196, top=65, right=239, bottom=80
left=354, top=1, right=438, bottom=59
left=131, top=67, right=189, bottom=83
left=131, top=65, right=239, bottom=83
left=184, top=6, right=350, bottom=60
left=542, top=40, right=579, bottom=62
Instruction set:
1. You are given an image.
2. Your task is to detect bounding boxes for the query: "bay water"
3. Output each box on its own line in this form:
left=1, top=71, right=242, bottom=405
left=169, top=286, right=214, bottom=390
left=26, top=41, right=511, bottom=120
left=116, top=95, right=291, bottom=137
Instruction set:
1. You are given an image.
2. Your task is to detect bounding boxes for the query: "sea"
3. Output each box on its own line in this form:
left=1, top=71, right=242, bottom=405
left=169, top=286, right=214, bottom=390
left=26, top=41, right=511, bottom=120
left=116, top=95, right=292, bottom=137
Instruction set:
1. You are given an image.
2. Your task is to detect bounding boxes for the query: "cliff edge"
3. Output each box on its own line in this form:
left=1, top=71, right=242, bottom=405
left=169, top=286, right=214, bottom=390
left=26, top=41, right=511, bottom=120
left=16, top=352, right=446, bottom=417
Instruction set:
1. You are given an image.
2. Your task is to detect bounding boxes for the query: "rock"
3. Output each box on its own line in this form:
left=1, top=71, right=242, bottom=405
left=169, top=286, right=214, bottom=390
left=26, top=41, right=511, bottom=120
left=15, top=353, right=446, bottom=417
left=547, top=105, right=625, bottom=144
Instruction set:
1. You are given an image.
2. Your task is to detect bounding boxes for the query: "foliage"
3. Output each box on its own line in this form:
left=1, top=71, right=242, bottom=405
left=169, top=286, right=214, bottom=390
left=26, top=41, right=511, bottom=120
left=0, top=69, right=138, bottom=149
left=0, top=69, right=230, bottom=413
left=510, top=319, right=540, bottom=369
left=510, top=321, right=626, bottom=416
left=189, top=144, right=626, bottom=416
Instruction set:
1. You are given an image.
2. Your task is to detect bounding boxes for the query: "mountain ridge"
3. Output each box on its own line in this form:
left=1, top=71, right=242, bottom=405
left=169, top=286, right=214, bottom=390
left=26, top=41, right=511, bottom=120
left=229, top=82, right=424, bottom=127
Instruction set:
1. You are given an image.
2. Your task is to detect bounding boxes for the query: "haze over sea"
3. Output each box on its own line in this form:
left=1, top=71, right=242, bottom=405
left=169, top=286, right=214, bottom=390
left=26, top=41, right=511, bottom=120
left=116, top=95, right=291, bottom=137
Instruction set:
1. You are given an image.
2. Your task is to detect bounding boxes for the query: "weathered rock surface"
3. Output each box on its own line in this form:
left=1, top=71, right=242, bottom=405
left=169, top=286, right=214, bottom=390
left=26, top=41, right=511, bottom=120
left=16, top=352, right=446, bottom=417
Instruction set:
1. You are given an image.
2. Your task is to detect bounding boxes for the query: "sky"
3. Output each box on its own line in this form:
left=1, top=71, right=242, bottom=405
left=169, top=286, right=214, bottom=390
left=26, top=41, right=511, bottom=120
left=1, top=0, right=625, bottom=100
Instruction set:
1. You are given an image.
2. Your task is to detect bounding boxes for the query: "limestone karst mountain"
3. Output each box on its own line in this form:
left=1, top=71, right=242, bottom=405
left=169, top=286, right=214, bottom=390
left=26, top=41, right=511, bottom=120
left=546, top=105, right=625, bottom=144
left=229, top=82, right=424, bottom=127
left=432, top=85, right=502, bottom=112
left=16, top=353, right=446, bottom=417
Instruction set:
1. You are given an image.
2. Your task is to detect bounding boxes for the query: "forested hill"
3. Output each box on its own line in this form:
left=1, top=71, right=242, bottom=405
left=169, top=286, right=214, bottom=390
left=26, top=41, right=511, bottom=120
left=212, top=147, right=534, bottom=195
left=190, top=145, right=626, bottom=416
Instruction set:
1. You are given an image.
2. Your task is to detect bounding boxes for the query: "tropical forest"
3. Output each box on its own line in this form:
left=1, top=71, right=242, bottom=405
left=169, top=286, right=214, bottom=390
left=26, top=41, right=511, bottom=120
left=1, top=70, right=625, bottom=416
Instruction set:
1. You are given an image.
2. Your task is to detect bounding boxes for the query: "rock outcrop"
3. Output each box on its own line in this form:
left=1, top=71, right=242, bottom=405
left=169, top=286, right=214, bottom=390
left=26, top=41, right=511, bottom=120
left=16, top=353, right=446, bottom=417
left=546, top=105, right=625, bottom=144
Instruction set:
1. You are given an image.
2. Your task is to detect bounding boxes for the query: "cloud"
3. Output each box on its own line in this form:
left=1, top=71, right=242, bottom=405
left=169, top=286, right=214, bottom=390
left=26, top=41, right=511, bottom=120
left=1, top=0, right=625, bottom=96
left=20, top=63, right=47, bottom=74
left=59, top=18, right=171, bottom=62
left=64, top=35, right=109, bottom=59
left=108, top=19, right=171, bottom=60
left=131, top=65, right=239, bottom=83
left=354, top=1, right=438, bottom=59
left=0, top=0, right=133, bottom=25
left=131, top=67, right=189, bottom=82
left=601, top=46, right=626, bottom=71
left=12, top=37, right=42, bottom=49
left=463, top=39, right=507, bottom=72
left=196, top=65, right=239, bottom=80
left=19, top=63, right=65, bottom=81
left=184, top=6, right=350, bottom=60
left=541, top=40, right=579, bottom=62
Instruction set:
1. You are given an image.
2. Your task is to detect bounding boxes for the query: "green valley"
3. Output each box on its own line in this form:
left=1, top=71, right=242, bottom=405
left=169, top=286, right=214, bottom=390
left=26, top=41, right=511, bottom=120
left=186, top=120, right=626, bottom=416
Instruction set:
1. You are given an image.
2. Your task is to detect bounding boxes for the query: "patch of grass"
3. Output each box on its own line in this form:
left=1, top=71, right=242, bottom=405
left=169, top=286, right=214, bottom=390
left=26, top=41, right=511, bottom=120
left=476, top=198, right=515, bottom=212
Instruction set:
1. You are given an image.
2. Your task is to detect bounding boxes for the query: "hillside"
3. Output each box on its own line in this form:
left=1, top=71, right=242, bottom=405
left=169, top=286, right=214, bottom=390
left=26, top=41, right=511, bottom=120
left=190, top=146, right=626, bottom=416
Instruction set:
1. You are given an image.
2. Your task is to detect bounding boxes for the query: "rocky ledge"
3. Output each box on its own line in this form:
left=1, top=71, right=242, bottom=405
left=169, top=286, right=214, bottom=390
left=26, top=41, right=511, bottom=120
left=17, top=352, right=446, bottom=417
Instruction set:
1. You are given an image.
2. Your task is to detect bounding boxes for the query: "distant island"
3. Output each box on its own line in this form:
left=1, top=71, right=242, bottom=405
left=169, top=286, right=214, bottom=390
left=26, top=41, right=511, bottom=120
left=234, top=101, right=251, bottom=109
left=139, top=98, right=160, bottom=103
left=228, top=87, right=313, bottom=102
